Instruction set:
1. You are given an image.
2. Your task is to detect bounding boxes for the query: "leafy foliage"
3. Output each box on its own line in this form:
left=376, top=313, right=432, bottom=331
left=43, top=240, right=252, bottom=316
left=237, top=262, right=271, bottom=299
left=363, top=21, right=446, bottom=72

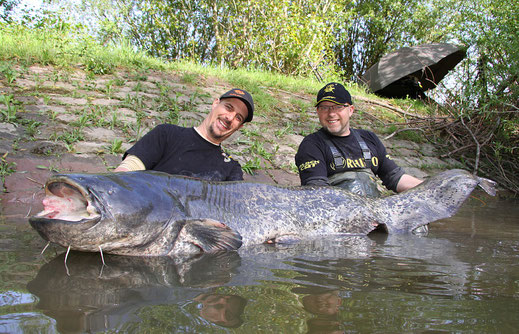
left=0, top=0, right=20, bottom=22
left=427, top=0, right=519, bottom=192
left=74, top=0, right=339, bottom=77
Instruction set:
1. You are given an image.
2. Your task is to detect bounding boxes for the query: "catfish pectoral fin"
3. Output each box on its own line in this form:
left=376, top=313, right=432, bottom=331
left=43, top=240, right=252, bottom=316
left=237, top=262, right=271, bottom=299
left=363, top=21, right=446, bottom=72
left=173, top=218, right=243, bottom=254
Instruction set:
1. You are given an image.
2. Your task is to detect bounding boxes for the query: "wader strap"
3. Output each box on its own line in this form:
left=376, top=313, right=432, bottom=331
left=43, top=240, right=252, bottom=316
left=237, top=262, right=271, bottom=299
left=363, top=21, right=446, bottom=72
left=351, top=129, right=372, bottom=168
left=327, top=141, right=344, bottom=168
left=317, top=130, right=344, bottom=168
left=317, top=129, right=373, bottom=169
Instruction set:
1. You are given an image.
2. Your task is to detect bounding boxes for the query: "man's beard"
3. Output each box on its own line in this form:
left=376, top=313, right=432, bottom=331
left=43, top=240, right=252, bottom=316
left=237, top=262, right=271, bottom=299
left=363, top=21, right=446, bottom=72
left=324, top=125, right=348, bottom=137
left=208, top=121, right=229, bottom=141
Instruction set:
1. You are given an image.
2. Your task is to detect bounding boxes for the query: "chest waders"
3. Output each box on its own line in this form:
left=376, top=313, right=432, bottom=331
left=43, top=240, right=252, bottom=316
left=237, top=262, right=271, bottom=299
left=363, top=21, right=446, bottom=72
left=321, top=130, right=381, bottom=198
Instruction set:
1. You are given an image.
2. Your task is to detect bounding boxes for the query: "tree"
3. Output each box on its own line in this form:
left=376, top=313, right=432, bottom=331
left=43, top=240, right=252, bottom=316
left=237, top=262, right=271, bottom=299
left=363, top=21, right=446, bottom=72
left=437, top=0, right=519, bottom=191
left=0, top=0, right=20, bottom=22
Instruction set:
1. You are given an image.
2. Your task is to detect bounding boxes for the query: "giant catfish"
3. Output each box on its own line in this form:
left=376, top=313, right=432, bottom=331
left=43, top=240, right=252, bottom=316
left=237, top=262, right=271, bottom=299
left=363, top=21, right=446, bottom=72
left=29, top=169, right=496, bottom=256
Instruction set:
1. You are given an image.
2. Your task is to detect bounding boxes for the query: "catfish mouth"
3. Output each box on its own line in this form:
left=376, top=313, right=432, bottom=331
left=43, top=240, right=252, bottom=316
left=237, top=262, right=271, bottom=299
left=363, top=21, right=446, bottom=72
left=31, top=176, right=101, bottom=225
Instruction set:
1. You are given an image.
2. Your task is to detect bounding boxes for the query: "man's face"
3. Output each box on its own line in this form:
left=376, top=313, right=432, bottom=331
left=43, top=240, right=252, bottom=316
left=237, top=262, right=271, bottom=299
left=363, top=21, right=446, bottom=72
left=302, top=292, right=342, bottom=316
left=205, top=98, right=248, bottom=143
left=195, top=294, right=244, bottom=328
left=316, top=101, right=354, bottom=137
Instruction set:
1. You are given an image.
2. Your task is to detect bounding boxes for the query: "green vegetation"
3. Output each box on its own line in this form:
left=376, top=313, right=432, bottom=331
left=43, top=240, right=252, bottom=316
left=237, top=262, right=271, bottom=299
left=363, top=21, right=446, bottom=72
left=51, top=128, right=84, bottom=151
left=0, top=153, right=16, bottom=192
left=106, top=139, right=124, bottom=155
left=0, top=61, right=18, bottom=84
left=0, top=94, right=18, bottom=123
left=36, top=164, right=61, bottom=173
left=241, top=157, right=262, bottom=175
left=22, top=119, right=42, bottom=138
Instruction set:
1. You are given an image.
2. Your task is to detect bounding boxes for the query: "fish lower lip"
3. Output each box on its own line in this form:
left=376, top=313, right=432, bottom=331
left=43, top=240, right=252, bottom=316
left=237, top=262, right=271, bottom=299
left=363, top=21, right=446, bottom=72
left=28, top=215, right=103, bottom=249
left=29, top=215, right=102, bottom=232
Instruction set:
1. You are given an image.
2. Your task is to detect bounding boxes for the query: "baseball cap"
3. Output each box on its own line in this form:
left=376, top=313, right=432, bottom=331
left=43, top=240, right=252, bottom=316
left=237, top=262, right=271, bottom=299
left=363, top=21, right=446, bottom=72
left=220, top=88, right=254, bottom=123
left=315, top=82, right=353, bottom=106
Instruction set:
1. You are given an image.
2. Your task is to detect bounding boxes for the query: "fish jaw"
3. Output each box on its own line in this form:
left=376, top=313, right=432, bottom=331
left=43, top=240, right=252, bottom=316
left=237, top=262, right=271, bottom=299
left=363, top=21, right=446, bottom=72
left=29, top=216, right=102, bottom=247
left=29, top=175, right=105, bottom=251
left=33, top=176, right=102, bottom=222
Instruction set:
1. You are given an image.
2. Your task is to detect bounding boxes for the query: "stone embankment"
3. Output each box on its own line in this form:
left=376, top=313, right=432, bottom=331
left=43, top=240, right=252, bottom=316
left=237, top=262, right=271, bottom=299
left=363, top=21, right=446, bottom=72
left=0, top=64, right=458, bottom=218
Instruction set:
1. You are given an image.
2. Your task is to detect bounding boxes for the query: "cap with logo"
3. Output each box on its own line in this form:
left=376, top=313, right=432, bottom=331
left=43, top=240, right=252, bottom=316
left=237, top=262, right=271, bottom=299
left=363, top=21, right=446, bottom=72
left=220, top=88, right=254, bottom=123
left=315, top=82, right=353, bottom=106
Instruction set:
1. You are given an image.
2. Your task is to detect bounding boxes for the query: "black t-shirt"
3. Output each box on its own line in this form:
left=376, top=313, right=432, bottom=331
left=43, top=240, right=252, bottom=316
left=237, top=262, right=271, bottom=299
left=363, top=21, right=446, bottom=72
left=295, top=128, right=404, bottom=191
left=124, top=124, right=243, bottom=181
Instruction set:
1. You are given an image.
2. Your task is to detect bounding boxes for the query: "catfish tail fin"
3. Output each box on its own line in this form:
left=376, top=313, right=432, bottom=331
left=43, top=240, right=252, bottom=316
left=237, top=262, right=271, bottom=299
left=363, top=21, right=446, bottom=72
left=379, top=169, right=495, bottom=234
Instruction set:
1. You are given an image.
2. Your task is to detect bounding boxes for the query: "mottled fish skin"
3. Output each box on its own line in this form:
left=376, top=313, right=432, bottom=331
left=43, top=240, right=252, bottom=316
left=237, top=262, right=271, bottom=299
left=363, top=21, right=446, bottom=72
left=379, top=169, right=496, bottom=233
left=29, top=169, right=495, bottom=256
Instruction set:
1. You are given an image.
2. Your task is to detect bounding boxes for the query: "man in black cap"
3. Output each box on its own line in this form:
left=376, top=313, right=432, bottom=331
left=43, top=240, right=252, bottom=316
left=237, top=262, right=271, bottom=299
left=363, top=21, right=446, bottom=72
left=295, top=82, right=422, bottom=196
left=115, top=88, right=254, bottom=181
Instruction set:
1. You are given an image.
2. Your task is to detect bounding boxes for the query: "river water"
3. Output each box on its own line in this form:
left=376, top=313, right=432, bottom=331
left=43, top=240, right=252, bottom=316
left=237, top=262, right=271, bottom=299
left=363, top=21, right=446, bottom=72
left=1, top=191, right=518, bottom=333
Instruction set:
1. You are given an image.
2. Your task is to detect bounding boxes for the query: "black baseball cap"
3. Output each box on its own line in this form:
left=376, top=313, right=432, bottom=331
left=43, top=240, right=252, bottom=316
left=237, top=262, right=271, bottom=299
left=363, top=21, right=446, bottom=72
left=315, top=82, right=353, bottom=106
left=220, top=88, right=254, bottom=123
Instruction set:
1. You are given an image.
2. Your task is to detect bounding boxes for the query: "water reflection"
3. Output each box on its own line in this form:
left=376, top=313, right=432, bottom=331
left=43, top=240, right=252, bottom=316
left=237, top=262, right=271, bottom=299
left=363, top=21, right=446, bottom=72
left=302, top=290, right=343, bottom=334
left=243, top=233, right=471, bottom=298
left=17, top=196, right=519, bottom=332
left=25, top=233, right=482, bottom=333
left=27, top=251, right=242, bottom=333
left=194, top=293, right=247, bottom=328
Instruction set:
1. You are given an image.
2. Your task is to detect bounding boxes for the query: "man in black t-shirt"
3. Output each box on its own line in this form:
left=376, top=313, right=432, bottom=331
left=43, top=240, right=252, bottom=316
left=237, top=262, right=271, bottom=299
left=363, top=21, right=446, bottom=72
left=115, top=88, right=254, bottom=181
left=295, top=82, right=422, bottom=195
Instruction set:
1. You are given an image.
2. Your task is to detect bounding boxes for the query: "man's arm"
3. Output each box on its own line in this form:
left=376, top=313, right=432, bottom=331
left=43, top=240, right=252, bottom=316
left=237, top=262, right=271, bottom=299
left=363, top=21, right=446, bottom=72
left=227, top=160, right=244, bottom=181
left=114, top=155, right=146, bottom=172
left=363, top=130, right=421, bottom=192
left=295, top=135, right=329, bottom=186
left=396, top=174, right=423, bottom=192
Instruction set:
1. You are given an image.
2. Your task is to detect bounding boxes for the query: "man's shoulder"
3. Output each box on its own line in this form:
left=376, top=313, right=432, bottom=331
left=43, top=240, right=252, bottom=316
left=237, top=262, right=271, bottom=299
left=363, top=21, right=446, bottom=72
left=301, top=128, right=326, bottom=142
left=352, top=128, right=376, bottom=136
left=154, top=123, right=194, bottom=136
left=352, top=128, right=381, bottom=142
left=155, top=123, right=190, bottom=131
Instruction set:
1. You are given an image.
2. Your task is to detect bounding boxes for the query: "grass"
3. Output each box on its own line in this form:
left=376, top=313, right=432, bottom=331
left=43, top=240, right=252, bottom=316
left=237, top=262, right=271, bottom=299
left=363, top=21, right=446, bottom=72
left=0, top=153, right=17, bottom=192
left=105, top=139, right=124, bottom=155
left=0, top=61, right=19, bottom=84
left=0, top=20, right=434, bottom=118
left=0, top=94, right=18, bottom=123
left=21, top=119, right=42, bottom=138
left=241, top=157, right=262, bottom=175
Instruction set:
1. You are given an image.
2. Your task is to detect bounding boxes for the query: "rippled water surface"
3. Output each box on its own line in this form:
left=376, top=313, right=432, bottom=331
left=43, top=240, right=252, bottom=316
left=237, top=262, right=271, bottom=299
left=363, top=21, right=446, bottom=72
left=1, top=192, right=518, bottom=333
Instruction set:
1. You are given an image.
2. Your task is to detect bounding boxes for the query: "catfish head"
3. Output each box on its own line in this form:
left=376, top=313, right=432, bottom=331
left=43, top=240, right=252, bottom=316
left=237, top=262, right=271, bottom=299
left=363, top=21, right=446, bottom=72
left=29, top=171, right=242, bottom=256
